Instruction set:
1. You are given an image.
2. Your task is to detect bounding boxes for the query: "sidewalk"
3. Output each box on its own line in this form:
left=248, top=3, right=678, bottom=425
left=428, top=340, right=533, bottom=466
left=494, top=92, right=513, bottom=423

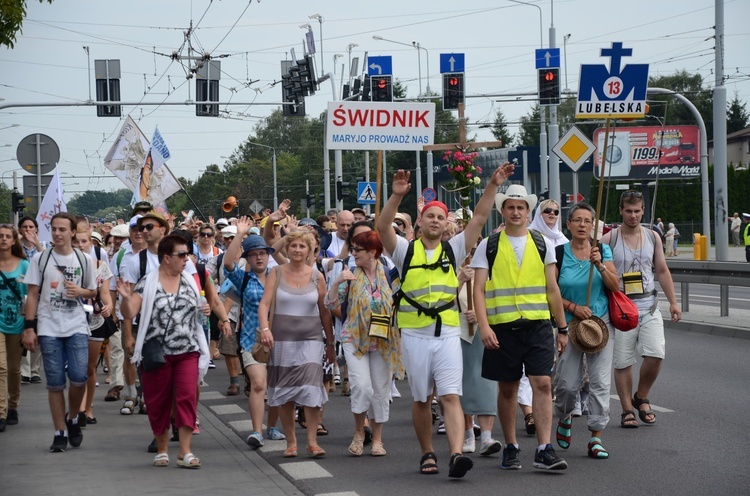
left=0, top=372, right=302, bottom=496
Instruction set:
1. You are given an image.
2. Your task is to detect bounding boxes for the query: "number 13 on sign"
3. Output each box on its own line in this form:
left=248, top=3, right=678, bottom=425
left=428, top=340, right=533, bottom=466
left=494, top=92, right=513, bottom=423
left=603, top=77, right=623, bottom=98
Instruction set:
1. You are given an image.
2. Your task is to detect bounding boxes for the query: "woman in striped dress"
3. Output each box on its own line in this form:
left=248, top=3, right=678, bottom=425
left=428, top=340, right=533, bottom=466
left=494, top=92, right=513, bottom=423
left=257, top=230, right=335, bottom=458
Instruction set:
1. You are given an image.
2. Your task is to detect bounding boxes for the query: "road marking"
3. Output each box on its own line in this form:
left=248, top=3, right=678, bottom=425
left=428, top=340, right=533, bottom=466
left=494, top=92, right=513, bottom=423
left=279, top=461, right=332, bottom=480
left=199, top=391, right=224, bottom=400
left=317, top=492, right=360, bottom=496
left=610, top=394, right=674, bottom=412
left=208, top=404, right=245, bottom=415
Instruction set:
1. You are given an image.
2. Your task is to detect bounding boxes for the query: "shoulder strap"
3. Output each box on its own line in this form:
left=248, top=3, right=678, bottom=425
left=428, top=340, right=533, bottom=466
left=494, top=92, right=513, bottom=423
left=442, top=240, right=456, bottom=271
left=73, top=248, right=86, bottom=285
left=38, top=248, right=52, bottom=290
left=94, top=245, right=101, bottom=262
left=116, top=248, right=126, bottom=273
left=529, top=229, right=547, bottom=263
left=555, top=244, right=565, bottom=280
left=197, top=261, right=207, bottom=291
left=0, top=270, right=23, bottom=303
left=486, top=232, right=501, bottom=280
left=216, top=253, right=225, bottom=284
left=399, top=240, right=416, bottom=286
left=609, top=227, right=619, bottom=249
left=139, top=249, right=148, bottom=280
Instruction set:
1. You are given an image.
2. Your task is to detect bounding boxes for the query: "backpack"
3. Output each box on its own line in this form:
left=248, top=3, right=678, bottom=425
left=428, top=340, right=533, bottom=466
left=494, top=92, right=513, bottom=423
left=486, top=229, right=547, bottom=280
left=139, top=249, right=148, bottom=282
left=37, top=248, right=87, bottom=292
left=115, top=247, right=127, bottom=276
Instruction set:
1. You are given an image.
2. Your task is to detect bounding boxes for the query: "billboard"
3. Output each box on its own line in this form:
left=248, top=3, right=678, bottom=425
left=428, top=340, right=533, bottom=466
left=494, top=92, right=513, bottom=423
left=593, top=125, right=700, bottom=179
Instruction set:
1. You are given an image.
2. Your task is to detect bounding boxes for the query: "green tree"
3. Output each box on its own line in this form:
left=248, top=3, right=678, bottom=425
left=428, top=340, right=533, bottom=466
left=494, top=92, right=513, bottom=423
left=517, top=105, right=541, bottom=146
left=490, top=108, right=514, bottom=146
left=0, top=183, right=13, bottom=222
left=727, top=92, right=749, bottom=134
left=0, top=0, right=54, bottom=49
left=647, top=70, right=713, bottom=140
left=67, top=189, right=133, bottom=219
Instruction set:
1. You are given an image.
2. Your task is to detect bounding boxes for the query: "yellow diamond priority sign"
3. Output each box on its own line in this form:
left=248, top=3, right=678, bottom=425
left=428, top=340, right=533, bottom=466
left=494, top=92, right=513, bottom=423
left=552, top=126, right=596, bottom=172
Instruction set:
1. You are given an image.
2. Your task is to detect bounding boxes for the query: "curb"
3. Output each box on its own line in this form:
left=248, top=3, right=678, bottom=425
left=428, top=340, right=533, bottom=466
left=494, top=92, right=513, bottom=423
left=664, top=319, right=750, bottom=340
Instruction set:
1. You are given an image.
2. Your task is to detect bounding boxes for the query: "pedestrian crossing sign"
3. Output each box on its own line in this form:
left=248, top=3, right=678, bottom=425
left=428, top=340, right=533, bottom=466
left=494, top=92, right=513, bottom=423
left=357, top=182, right=377, bottom=205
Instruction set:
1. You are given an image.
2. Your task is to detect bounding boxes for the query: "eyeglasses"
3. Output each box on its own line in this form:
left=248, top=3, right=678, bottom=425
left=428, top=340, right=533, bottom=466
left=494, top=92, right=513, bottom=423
left=246, top=251, right=268, bottom=258
left=621, top=191, right=643, bottom=200
left=350, top=246, right=365, bottom=253
left=543, top=208, right=560, bottom=216
left=170, top=251, right=190, bottom=258
left=199, top=232, right=214, bottom=238
left=224, top=236, right=235, bottom=241
left=568, top=218, right=593, bottom=225
left=139, top=223, right=157, bottom=232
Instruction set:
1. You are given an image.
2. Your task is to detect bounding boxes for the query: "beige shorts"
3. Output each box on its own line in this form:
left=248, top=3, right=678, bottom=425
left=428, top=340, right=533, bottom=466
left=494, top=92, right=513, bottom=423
left=240, top=349, right=267, bottom=369
left=218, top=321, right=239, bottom=356
left=613, top=308, right=666, bottom=369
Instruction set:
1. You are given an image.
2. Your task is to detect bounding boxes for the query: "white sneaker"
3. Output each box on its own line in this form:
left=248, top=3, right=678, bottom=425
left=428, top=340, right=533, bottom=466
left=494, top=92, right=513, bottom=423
left=391, top=380, right=401, bottom=398
left=463, top=436, right=476, bottom=453
left=480, top=438, right=503, bottom=456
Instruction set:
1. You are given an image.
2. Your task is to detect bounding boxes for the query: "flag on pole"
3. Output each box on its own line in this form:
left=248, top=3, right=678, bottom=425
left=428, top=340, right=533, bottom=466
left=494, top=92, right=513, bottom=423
left=104, top=117, right=182, bottom=205
left=36, top=168, right=67, bottom=243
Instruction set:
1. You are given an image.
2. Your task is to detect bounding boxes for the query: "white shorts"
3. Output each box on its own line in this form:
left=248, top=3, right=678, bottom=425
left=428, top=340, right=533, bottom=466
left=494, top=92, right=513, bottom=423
left=613, top=308, right=666, bottom=369
left=402, top=333, right=463, bottom=402
left=240, top=349, right=268, bottom=369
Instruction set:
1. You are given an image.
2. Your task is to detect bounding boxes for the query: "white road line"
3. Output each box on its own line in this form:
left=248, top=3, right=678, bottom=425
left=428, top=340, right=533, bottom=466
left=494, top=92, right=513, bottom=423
left=279, top=461, right=332, bottom=480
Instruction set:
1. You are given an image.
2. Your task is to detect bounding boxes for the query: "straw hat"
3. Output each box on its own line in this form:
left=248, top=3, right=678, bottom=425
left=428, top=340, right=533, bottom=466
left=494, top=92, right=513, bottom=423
left=568, top=315, right=609, bottom=354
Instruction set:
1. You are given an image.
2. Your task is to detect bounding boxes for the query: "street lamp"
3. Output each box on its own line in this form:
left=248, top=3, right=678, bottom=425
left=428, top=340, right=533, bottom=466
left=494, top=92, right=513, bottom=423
left=563, top=34, right=571, bottom=93
left=347, top=43, right=358, bottom=86
left=373, top=35, right=429, bottom=97
left=309, top=14, right=324, bottom=74
left=413, top=41, right=431, bottom=95
left=333, top=53, right=343, bottom=74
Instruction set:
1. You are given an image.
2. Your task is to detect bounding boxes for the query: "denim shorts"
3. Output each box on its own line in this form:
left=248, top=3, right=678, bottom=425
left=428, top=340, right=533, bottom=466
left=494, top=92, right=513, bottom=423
left=39, top=333, right=89, bottom=390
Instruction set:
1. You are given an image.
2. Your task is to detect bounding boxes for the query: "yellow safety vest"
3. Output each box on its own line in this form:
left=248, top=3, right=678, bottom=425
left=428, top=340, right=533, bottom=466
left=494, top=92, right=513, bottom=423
left=398, top=239, right=459, bottom=334
left=485, top=232, right=550, bottom=324
left=744, top=223, right=750, bottom=245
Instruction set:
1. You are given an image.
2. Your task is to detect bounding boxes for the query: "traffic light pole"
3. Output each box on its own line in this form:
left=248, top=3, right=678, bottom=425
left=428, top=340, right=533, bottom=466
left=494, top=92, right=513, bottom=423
left=547, top=22, right=561, bottom=219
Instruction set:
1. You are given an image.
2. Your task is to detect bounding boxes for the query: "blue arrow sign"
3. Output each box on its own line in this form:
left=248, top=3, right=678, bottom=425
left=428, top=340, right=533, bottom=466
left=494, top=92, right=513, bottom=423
left=535, top=48, right=560, bottom=69
left=367, top=56, right=392, bottom=76
left=357, top=182, right=377, bottom=205
left=440, top=53, right=465, bottom=73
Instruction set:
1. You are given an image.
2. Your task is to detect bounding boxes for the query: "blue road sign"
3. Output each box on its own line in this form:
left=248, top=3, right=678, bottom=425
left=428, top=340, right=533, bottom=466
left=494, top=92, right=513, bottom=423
left=440, top=53, right=465, bottom=73
left=535, top=48, right=560, bottom=69
left=576, top=42, right=649, bottom=119
left=367, top=56, right=392, bottom=76
left=357, top=182, right=377, bottom=205
left=422, top=187, right=437, bottom=202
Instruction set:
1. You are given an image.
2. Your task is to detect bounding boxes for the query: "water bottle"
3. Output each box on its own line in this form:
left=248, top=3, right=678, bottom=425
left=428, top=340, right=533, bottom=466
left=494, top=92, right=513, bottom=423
left=197, top=290, right=209, bottom=328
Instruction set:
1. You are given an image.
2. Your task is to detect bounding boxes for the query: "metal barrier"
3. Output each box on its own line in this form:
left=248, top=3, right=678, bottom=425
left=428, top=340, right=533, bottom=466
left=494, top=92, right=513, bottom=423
left=666, top=260, right=750, bottom=316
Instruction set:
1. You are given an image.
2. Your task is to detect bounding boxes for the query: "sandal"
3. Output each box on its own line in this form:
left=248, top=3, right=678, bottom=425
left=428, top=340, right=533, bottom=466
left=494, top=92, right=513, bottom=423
left=524, top=413, right=536, bottom=435
left=104, top=386, right=121, bottom=402
left=120, top=397, right=138, bottom=415
left=307, top=445, right=326, bottom=458
left=556, top=417, right=572, bottom=449
left=448, top=452, right=474, bottom=479
left=153, top=453, right=169, bottom=467
left=177, top=452, right=201, bottom=469
left=284, top=445, right=298, bottom=458
left=348, top=436, right=364, bottom=456
left=420, top=452, right=439, bottom=475
left=370, top=442, right=387, bottom=457
left=620, top=409, right=639, bottom=428
left=633, top=393, right=656, bottom=425
left=316, top=423, right=328, bottom=436
left=587, top=437, right=609, bottom=459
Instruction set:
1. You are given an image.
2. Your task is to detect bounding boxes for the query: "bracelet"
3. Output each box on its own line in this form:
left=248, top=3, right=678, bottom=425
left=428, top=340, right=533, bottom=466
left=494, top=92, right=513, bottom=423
left=260, top=327, right=270, bottom=332
left=24, top=319, right=37, bottom=332
left=597, top=264, right=606, bottom=273
left=558, top=326, right=569, bottom=335
left=222, top=319, right=230, bottom=324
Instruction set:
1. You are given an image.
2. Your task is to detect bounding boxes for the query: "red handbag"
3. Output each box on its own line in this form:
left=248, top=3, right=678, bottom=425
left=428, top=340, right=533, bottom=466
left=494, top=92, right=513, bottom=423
left=607, top=290, right=639, bottom=331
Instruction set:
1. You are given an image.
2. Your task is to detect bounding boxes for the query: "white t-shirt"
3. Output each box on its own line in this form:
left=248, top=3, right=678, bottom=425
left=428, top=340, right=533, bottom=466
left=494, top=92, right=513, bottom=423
left=122, top=249, right=196, bottom=285
left=388, top=233, right=468, bottom=339
left=731, top=217, right=741, bottom=232
left=328, top=234, right=347, bottom=258
left=24, top=249, right=97, bottom=337
left=471, top=232, right=556, bottom=271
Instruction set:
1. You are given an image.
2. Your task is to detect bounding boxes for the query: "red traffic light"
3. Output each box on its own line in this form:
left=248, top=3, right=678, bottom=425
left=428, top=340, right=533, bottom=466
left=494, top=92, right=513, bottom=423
left=544, top=70, right=556, bottom=81
left=448, top=77, right=459, bottom=87
left=377, top=78, right=387, bottom=89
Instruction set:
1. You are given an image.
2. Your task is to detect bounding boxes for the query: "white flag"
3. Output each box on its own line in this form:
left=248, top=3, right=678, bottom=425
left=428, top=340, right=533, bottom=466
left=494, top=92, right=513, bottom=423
left=135, top=126, right=181, bottom=204
left=35, top=168, right=67, bottom=244
left=103, top=115, right=150, bottom=192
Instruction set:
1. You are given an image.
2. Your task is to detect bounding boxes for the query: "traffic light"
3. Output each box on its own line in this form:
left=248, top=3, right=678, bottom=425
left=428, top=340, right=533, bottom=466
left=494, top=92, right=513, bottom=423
left=11, top=189, right=25, bottom=213
left=335, top=180, right=351, bottom=201
left=196, top=60, right=221, bottom=117
left=94, top=60, right=121, bottom=117
left=370, top=75, right=392, bottom=102
left=361, top=76, right=371, bottom=101
left=305, top=192, right=315, bottom=209
left=538, top=68, right=560, bottom=106
left=442, top=73, right=464, bottom=110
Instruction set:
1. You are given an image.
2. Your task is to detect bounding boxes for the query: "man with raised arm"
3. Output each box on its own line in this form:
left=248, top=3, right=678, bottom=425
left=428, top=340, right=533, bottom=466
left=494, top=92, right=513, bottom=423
left=376, top=163, right=514, bottom=479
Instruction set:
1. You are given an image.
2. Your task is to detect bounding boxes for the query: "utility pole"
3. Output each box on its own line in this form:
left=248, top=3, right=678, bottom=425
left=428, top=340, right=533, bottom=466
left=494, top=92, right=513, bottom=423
left=547, top=0, right=561, bottom=214
left=713, top=0, right=729, bottom=261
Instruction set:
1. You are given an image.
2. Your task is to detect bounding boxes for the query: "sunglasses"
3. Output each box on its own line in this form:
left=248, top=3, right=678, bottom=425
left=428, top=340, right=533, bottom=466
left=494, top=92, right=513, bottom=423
left=170, top=251, right=190, bottom=258
left=621, top=191, right=643, bottom=199
left=199, top=232, right=214, bottom=237
left=139, top=223, right=157, bottom=232
left=543, top=208, right=560, bottom=216
left=395, top=221, right=405, bottom=227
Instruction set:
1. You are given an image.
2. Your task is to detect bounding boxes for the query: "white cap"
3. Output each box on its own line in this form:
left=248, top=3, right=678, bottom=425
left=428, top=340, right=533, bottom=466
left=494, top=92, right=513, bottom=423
left=90, top=231, right=103, bottom=244
left=129, top=215, right=143, bottom=228
left=216, top=217, right=229, bottom=227
left=221, top=225, right=237, bottom=237
left=110, top=224, right=130, bottom=238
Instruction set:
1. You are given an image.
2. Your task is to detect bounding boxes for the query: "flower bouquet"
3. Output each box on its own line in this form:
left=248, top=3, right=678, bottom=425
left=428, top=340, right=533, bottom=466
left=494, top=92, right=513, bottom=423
left=444, top=150, right=482, bottom=224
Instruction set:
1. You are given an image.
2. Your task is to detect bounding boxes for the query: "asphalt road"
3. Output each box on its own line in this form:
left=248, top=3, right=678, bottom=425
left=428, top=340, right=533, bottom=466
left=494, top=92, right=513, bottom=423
left=200, top=328, right=749, bottom=496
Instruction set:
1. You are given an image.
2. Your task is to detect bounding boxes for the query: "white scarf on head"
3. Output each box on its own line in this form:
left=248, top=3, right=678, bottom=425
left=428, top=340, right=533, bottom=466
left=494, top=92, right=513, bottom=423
left=529, top=204, right=569, bottom=247
left=130, top=269, right=209, bottom=383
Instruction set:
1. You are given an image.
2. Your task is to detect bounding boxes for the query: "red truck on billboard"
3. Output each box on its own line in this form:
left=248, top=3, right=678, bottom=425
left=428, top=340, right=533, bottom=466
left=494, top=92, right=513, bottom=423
left=593, top=125, right=700, bottom=179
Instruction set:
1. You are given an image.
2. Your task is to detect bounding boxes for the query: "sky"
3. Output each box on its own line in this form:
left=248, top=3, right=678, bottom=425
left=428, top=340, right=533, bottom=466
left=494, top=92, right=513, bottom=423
left=1, top=0, right=748, bottom=198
